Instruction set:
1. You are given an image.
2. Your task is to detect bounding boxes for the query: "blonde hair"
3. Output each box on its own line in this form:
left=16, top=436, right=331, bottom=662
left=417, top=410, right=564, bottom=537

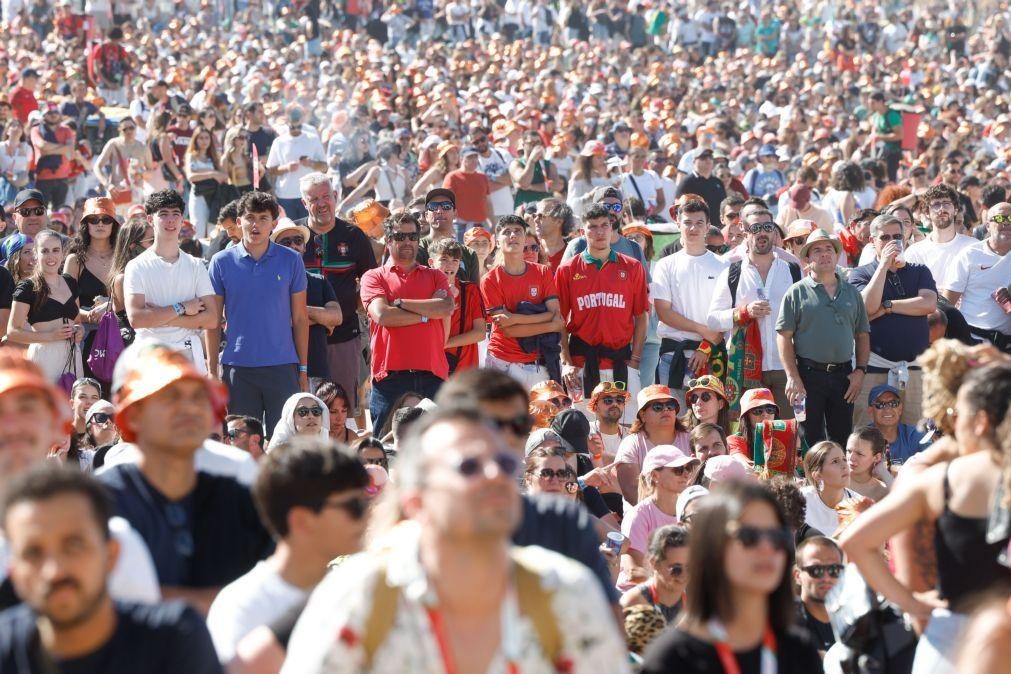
left=919, top=339, right=975, bottom=436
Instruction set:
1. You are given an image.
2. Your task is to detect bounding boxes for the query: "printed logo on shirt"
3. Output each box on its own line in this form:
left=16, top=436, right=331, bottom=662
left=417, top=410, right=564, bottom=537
left=981, top=265, right=993, bottom=270
left=338, top=242, right=350, bottom=257
left=619, top=271, right=627, bottom=280
left=576, top=292, right=627, bottom=311
left=529, top=287, right=539, bottom=298
left=571, top=273, right=587, bottom=281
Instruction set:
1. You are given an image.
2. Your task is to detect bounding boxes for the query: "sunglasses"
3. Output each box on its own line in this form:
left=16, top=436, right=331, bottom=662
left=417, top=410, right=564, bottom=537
left=277, top=236, right=304, bottom=246
left=523, top=243, right=540, bottom=253
left=426, top=201, right=455, bottom=212
left=747, top=222, right=776, bottom=234
left=729, top=524, right=792, bottom=552
left=17, top=207, right=45, bottom=217
left=666, top=464, right=694, bottom=476
left=456, top=451, right=521, bottom=478
left=689, top=376, right=721, bottom=390
left=225, top=428, right=249, bottom=439
left=598, top=381, right=627, bottom=392
left=871, top=399, right=901, bottom=409
left=601, top=202, right=623, bottom=213
left=991, top=214, right=1011, bottom=224
left=928, top=201, right=954, bottom=210
left=88, top=413, right=112, bottom=424
left=84, top=216, right=116, bottom=226
left=549, top=395, right=572, bottom=408
left=668, top=563, right=687, bottom=578
left=488, top=413, right=533, bottom=436
left=295, top=405, right=324, bottom=418
left=801, top=563, right=844, bottom=579
left=389, top=231, right=420, bottom=242
left=362, top=455, right=388, bottom=467
left=599, top=395, right=627, bottom=406
left=648, top=400, right=679, bottom=413
left=687, top=391, right=717, bottom=405
left=748, top=405, right=778, bottom=416
left=535, top=468, right=575, bottom=481
left=877, top=233, right=903, bottom=242
left=321, top=495, right=370, bottom=520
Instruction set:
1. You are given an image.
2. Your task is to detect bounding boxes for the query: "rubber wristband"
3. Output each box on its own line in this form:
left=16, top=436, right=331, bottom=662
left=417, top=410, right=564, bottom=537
left=298, top=365, right=308, bottom=373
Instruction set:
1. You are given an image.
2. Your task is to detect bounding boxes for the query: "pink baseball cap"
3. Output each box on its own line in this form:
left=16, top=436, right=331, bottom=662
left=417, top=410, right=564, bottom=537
left=703, top=455, right=752, bottom=484
left=641, top=445, right=699, bottom=475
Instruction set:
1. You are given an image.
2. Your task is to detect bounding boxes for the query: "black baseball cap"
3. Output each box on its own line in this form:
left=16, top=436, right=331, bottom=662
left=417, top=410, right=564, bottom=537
left=13, top=189, right=45, bottom=209
left=550, top=409, right=590, bottom=455
left=425, top=188, right=456, bottom=207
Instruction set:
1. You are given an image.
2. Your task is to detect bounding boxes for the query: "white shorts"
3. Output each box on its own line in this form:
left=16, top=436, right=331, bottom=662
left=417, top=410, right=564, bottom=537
left=484, top=353, right=550, bottom=392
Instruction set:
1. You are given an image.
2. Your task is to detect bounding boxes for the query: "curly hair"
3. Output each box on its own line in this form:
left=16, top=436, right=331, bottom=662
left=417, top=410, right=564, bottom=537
left=919, top=339, right=976, bottom=436
left=765, top=475, right=806, bottom=531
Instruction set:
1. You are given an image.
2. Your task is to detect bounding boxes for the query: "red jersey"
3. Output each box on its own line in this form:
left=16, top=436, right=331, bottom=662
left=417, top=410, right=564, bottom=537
left=10, top=87, right=37, bottom=125
left=447, top=279, right=485, bottom=372
left=360, top=260, right=451, bottom=382
left=556, top=250, right=648, bottom=368
left=481, top=262, right=558, bottom=364
left=547, top=248, right=564, bottom=273
left=443, top=170, right=490, bottom=223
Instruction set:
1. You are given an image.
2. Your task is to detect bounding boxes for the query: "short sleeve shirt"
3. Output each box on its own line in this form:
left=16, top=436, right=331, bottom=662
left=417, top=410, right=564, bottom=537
left=124, top=249, right=216, bottom=344
left=942, top=241, right=1011, bottom=334
left=0, top=266, right=14, bottom=310
left=556, top=250, right=648, bottom=367
left=849, top=261, right=936, bottom=362
left=360, top=261, right=451, bottom=381
left=480, top=262, right=558, bottom=364
left=305, top=272, right=337, bottom=379
left=651, top=249, right=729, bottom=341
left=776, top=274, right=871, bottom=363
left=447, top=280, right=485, bottom=371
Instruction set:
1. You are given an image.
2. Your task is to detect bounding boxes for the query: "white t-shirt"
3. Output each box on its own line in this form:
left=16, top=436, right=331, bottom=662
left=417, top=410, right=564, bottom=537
left=123, top=248, right=215, bottom=344
left=207, top=560, right=309, bottom=664
left=802, top=485, right=857, bottom=537
left=479, top=147, right=514, bottom=216
left=620, top=171, right=661, bottom=210
left=942, top=240, right=1011, bottom=333
left=0, top=516, right=160, bottom=604
left=903, top=234, right=977, bottom=289
left=655, top=172, right=678, bottom=222
left=651, top=249, right=729, bottom=340
left=265, top=133, right=326, bottom=199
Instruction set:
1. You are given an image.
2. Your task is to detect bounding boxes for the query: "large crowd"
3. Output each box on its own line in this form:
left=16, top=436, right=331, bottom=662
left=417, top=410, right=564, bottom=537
left=0, top=0, right=1009, bottom=672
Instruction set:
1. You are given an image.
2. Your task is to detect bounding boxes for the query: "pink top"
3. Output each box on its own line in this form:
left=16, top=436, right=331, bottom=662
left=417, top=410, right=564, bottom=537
left=617, top=497, right=679, bottom=590
left=615, top=430, right=691, bottom=472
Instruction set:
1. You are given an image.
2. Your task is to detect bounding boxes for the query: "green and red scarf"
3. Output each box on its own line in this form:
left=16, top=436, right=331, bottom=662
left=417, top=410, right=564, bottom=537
left=726, top=305, right=763, bottom=420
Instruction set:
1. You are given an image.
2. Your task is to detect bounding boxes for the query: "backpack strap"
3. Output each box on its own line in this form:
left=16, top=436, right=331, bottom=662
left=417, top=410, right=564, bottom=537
left=727, top=260, right=743, bottom=306
left=787, top=261, right=802, bottom=284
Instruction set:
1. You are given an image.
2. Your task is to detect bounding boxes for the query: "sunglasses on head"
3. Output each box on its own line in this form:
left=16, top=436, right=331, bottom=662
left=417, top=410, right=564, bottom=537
left=84, top=216, right=116, bottom=226
left=648, top=400, right=679, bottom=413
left=426, top=201, right=455, bottom=212
left=535, top=467, right=575, bottom=481
left=749, top=405, right=778, bottom=416
left=488, top=413, right=533, bottom=436
left=599, top=395, right=627, bottom=406
left=872, top=398, right=901, bottom=409
left=729, top=524, right=792, bottom=552
left=599, top=381, right=627, bottom=392
left=295, top=405, right=324, bottom=418
left=456, top=451, right=520, bottom=479
left=802, top=563, right=844, bottom=579
left=321, top=495, right=370, bottom=520
left=17, top=207, right=45, bottom=217
left=688, top=391, right=716, bottom=405
left=389, top=231, right=420, bottom=242
left=88, top=413, right=112, bottom=424
left=601, top=202, right=623, bottom=213
left=277, top=236, right=304, bottom=246
left=747, top=222, right=776, bottom=234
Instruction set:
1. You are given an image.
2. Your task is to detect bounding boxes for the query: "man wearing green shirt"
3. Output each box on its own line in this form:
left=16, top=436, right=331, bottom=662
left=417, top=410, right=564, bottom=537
left=777, top=230, right=870, bottom=445
left=869, top=91, right=903, bottom=182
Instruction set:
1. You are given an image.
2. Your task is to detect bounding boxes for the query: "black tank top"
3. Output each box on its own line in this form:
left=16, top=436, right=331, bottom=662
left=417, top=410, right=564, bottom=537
left=934, top=463, right=1011, bottom=612
left=77, top=265, right=107, bottom=308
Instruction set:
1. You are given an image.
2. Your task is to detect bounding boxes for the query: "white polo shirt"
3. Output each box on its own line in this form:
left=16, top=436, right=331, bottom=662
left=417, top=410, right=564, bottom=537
left=942, top=240, right=1011, bottom=334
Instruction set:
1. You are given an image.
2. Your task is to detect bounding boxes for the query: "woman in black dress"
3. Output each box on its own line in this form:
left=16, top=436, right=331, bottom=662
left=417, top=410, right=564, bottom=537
left=642, top=481, right=823, bottom=674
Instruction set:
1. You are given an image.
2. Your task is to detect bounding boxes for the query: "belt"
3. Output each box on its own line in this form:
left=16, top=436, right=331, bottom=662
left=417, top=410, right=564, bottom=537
left=969, top=326, right=1011, bottom=349
left=867, top=365, right=921, bottom=374
left=798, top=357, right=852, bottom=373
left=387, top=369, right=434, bottom=376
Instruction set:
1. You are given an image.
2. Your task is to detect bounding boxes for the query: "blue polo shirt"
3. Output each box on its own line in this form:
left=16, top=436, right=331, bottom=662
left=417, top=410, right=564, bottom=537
left=849, top=261, right=936, bottom=363
left=209, top=241, right=307, bottom=368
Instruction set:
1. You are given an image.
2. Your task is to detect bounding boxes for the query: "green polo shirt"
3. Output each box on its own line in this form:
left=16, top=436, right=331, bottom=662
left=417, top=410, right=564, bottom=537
left=776, top=273, right=870, bottom=364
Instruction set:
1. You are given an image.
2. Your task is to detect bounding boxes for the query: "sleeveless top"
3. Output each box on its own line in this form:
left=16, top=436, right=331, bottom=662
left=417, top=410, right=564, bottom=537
left=935, top=463, right=1011, bottom=612
left=637, top=582, right=681, bottom=623
left=77, top=265, right=108, bottom=308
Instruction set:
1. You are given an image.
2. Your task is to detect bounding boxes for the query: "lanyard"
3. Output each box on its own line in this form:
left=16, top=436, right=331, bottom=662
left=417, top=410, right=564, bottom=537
left=707, top=620, right=778, bottom=674
left=425, top=605, right=522, bottom=674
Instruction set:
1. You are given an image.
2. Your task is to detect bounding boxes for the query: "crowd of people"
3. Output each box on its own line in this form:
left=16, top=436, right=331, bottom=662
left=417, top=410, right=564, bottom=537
left=0, top=0, right=1009, bottom=671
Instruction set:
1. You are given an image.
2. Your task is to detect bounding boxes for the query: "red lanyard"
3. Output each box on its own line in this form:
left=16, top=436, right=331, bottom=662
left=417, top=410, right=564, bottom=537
left=710, top=623, right=778, bottom=674
left=647, top=584, right=686, bottom=609
left=426, top=607, right=521, bottom=674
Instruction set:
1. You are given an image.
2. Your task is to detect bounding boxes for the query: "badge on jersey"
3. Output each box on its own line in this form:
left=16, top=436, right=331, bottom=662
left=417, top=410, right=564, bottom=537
left=338, top=242, right=349, bottom=257
left=529, top=287, right=539, bottom=298
left=619, top=271, right=627, bottom=280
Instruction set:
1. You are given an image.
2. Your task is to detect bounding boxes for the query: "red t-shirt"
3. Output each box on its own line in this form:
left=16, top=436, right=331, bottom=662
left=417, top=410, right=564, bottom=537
left=443, top=170, right=489, bottom=223
left=360, top=260, right=451, bottom=382
left=480, top=262, right=558, bottom=364
left=556, top=250, right=648, bottom=368
left=30, top=124, right=76, bottom=180
left=10, top=87, right=37, bottom=125
left=447, top=279, right=485, bottom=372
left=547, top=248, right=565, bottom=273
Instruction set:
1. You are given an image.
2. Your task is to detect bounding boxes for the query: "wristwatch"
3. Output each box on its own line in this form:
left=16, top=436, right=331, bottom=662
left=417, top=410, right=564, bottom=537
left=881, top=300, right=893, bottom=313
left=392, top=298, right=403, bottom=309
left=173, top=302, right=185, bottom=317
left=855, top=365, right=867, bottom=373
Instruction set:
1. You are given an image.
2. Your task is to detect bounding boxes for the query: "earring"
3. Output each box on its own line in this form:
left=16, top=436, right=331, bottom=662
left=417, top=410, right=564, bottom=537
left=817, top=479, right=824, bottom=492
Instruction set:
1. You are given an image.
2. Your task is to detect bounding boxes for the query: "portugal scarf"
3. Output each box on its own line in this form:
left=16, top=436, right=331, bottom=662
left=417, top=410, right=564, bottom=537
left=726, top=305, right=763, bottom=419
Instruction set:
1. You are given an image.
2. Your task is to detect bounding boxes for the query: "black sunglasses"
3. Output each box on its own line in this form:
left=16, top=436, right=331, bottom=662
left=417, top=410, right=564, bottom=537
left=747, top=222, right=776, bottom=234
left=426, top=201, right=455, bottom=212
left=84, top=216, right=116, bottom=226
left=456, top=452, right=520, bottom=478
left=389, top=231, right=420, bottom=242
left=17, top=207, right=45, bottom=217
left=749, top=405, right=778, bottom=416
left=88, top=413, right=112, bottom=424
left=729, top=524, right=792, bottom=552
left=687, top=391, right=715, bottom=405
left=599, top=395, right=626, bottom=406
left=535, top=468, right=575, bottom=481
left=488, top=413, right=533, bottom=436
left=277, top=236, right=304, bottom=246
left=648, top=401, right=679, bottom=413
left=321, top=495, right=370, bottom=520
left=872, top=399, right=901, bottom=409
left=295, top=405, right=324, bottom=418
left=801, top=563, right=844, bottom=579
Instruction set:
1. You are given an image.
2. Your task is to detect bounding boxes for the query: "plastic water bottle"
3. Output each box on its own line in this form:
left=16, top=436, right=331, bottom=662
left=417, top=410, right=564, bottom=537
left=756, top=286, right=768, bottom=301
left=793, top=396, right=807, bottom=422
